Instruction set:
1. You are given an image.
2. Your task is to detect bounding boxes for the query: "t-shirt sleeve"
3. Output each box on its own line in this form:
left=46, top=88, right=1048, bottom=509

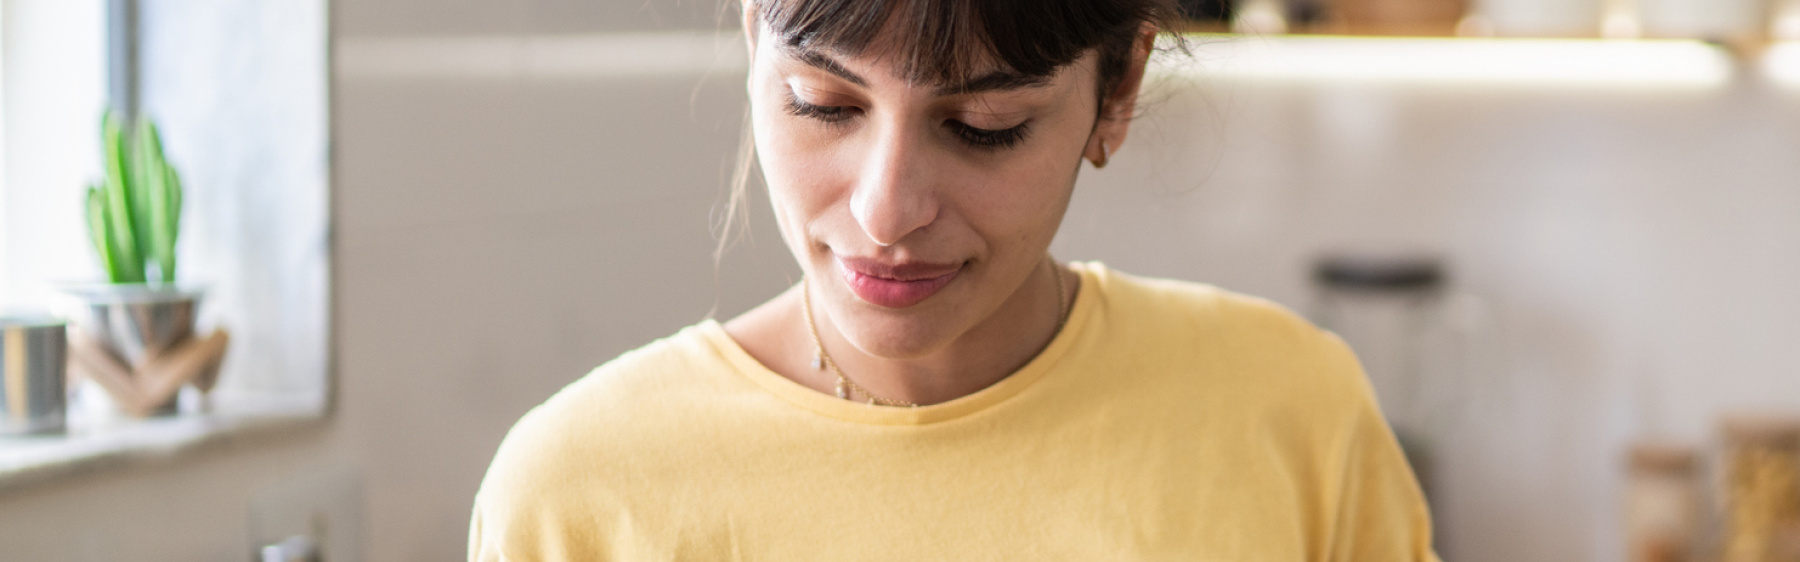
left=1322, top=336, right=1443, bottom=562
left=467, top=417, right=600, bottom=562
left=468, top=502, right=499, bottom=562
left=467, top=399, right=581, bottom=562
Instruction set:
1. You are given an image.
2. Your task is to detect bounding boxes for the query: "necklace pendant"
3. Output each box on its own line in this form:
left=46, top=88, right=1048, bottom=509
left=811, top=354, right=824, bottom=370
left=835, top=378, right=851, bottom=399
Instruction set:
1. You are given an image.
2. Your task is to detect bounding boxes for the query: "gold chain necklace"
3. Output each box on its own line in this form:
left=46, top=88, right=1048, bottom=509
left=801, top=258, right=1070, bottom=407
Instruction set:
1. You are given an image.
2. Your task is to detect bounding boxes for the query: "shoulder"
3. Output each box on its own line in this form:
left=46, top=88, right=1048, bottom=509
left=1086, top=263, right=1357, bottom=371
left=473, top=324, right=726, bottom=525
left=507, top=323, right=718, bottom=447
left=1081, top=263, right=1370, bottom=417
left=1078, top=265, right=1436, bottom=558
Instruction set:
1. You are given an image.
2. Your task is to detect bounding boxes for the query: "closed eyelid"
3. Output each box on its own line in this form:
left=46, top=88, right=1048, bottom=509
left=950, top=98, right=1036, bottom=125
left=785, top=78, right=860, bottom=104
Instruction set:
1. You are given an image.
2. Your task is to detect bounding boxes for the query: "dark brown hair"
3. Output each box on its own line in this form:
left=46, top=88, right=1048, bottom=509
left=714, top=0, right=1184, bottom=265
left=750, top=0, right=1181, bottom=116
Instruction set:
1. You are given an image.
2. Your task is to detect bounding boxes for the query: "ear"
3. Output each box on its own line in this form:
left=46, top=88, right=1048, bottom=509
left=741, top=1, right=762, bottom=92
left=741, top=1, right=759, bottom=60
left=1084, top=24, right=1156, bottom=169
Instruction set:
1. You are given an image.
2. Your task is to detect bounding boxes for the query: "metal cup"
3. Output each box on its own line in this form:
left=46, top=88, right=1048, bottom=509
left=0, top=316, right=67, bottom=435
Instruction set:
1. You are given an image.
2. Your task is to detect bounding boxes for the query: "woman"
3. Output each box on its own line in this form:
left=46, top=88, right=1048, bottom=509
left=472, top=0, right=1440, bottom=559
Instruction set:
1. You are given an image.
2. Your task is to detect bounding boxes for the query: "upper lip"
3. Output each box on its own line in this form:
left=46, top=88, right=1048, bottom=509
left=836, top=255, right=963, bottom=281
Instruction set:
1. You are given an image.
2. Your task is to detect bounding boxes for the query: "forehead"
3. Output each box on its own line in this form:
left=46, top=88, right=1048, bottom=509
left=752, top=0, right=1128, bottom=91
left=754, top=0, right=1033, bottom=89
left=772, top=42, right=1056, bottom=97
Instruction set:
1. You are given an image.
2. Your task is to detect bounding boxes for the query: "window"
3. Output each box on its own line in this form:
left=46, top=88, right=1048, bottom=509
left=0, top=0, right=330, bottom=487
left=1, top=0, right=106, bottom=307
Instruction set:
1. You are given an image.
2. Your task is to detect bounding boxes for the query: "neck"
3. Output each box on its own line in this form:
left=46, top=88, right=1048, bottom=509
left=810, top=259, right=1073, bottom=406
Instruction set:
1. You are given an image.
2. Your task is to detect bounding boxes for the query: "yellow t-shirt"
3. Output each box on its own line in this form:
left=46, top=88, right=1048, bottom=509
left=471, top=263, right=1440, bottom=561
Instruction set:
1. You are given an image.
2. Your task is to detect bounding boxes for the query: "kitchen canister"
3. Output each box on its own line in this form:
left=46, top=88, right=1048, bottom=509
left=1719, top=416, right=1800, bottom=562
left=1625, top=443, right=1702, bottom=562
left=1310, top=251, right=1492, bottom=553
left=0, top=316, right=68, bottom=435
left=1471, top=0, right=1602, bottom=36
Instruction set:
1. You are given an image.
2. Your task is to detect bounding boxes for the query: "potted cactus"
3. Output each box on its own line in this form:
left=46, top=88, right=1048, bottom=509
left=62, top=110, right=224, bottom=418
left=87, top=109, right=182, bottom=285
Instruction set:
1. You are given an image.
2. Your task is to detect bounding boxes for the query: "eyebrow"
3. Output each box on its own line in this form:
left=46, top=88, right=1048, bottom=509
left=791, top=48, right=867, bottom=87
left=938, top=72, right=1050, bottom=96
left=784, top=47, right=1052, bottom=96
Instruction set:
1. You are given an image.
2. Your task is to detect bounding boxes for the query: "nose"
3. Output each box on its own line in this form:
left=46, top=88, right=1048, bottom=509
left=848, top=121, right=938, bottom=247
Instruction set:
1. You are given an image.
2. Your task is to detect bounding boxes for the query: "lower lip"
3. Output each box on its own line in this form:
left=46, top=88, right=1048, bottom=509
left=837, top=260, right=961, bottom=308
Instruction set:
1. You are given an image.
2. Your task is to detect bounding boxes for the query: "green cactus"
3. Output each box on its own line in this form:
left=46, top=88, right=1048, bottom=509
left=85, top=110, right=184, bottom=284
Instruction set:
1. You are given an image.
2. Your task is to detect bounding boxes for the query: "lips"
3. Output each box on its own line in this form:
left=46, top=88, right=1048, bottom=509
left=835, top=256, right=962, bottom=308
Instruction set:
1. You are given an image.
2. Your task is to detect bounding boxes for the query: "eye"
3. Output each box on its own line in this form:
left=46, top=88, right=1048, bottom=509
left=946, top=120, right=1031, bottom=150
left=784, top=92, right=859, bottom=125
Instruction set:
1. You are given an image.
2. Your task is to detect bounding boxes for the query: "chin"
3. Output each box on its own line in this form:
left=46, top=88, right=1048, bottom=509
left=835, top=306, right=961, bottom=360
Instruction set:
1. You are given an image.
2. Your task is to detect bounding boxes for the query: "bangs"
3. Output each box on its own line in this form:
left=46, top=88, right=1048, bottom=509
left=754, top=0, right=1155, bottom=89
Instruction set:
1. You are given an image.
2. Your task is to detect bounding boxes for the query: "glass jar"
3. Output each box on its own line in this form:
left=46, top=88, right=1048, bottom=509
left=1627, top=443, right=1702, bottom=562
left=1638, top=0, right=1771, bottom=40
left=1719, top=416, right=1800, bottom=562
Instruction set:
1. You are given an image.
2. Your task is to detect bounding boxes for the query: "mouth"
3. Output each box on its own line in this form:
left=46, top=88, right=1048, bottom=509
left=835, top=255, right=963, bottom=308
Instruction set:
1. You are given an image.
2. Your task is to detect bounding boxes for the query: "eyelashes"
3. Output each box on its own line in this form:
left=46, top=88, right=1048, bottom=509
left=783, top=95, right=857, bottom=124
left=782, top=93, right=1032, bottom=150
left=944, top=120, right=1030, bottom=150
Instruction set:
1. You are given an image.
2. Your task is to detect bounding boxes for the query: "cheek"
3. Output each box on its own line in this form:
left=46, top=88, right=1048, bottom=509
left=750, top=94, right=843, bottom=251
left=950, top=128, right=1085, bottom=250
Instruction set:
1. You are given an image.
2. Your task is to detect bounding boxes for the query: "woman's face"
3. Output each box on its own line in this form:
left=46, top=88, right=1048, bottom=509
left=747, top=22, right=1106, bottom=358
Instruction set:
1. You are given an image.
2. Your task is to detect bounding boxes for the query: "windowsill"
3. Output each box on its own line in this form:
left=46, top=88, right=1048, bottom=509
left=0, top=394, right=328, bottom=493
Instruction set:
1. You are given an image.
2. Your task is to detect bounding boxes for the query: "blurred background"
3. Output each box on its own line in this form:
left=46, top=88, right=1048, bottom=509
left=1, top=0, right=1799, bottom=560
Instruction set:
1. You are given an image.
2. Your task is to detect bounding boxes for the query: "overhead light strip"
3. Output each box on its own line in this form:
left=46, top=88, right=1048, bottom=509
left=1763, top=42, right=1800, bottom=87
left=1161, top=35, right=1735, bottom=89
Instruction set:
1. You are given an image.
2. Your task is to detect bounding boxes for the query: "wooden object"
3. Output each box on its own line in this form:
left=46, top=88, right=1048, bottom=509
left=1329, top=0, right=1468, bottom=35
left=66, top=328, right=229, bottom=418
